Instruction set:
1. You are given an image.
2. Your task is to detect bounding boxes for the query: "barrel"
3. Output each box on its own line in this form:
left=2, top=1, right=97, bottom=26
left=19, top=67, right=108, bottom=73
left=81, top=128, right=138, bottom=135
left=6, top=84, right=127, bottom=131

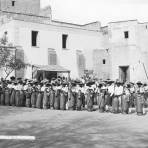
left=121, top=94, right=129, bottom=114
left=54, top=89, right=60, bottom=110
left=86, top=90, right=94, bottom=112
left=50, top=89, right=55, bottom=109
left=15, top=90, right=20, bottom=107
left=112, top=96, right=119, bottom=113
left=36, top=92, right=43, bottom=109
left=68, top=91, right=76, bottom=110
left=81, top=93, right=85, bottom=109
left=4, top=89, right=10, bottom=106
left=25, top=91, right=31, bottom=107
left=76, top=91, right=82, bottom=111
left=60, top=91, right=67, bottom=110
left=31, top=91, right=37, bottom=108
left=130, top=93, right=136, bottom=108
left=93, top=93, right=98, bottom=105
left=104, top=93, right=110, bottom=106
left=135, top=94, right=144, bottom=116
left=10, top=89, right=16, bottom=106
left=43, top=90, right=50, bottom=109
left=0, top=88, right=5, bottom=105
left=98, top=93, right=105, bottom=113
left=20, top=90, right=25, bottom=107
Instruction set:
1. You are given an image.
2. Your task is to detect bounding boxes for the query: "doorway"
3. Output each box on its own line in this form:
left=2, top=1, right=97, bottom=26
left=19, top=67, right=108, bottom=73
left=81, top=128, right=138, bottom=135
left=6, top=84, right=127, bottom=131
left=36, top=71, right=57, bottom=81
left=119, top=66, right=130, bottom=83
left=45, top=71, right=57, bottom=81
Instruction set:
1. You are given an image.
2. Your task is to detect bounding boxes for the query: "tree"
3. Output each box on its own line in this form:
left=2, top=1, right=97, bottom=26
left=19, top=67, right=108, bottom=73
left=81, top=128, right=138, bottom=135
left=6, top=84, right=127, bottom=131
left=0, top=32, right=28, bottom=79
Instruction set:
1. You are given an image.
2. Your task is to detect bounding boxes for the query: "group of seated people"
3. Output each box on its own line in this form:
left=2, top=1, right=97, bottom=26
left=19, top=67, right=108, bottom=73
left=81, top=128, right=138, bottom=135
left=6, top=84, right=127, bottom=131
left=0, top=76, right=148, bottom=116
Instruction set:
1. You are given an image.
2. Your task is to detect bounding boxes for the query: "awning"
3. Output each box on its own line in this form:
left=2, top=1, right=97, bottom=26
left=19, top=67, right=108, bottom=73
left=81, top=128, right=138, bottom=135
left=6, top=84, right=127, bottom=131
left=33, top=65, right=70, bottom=73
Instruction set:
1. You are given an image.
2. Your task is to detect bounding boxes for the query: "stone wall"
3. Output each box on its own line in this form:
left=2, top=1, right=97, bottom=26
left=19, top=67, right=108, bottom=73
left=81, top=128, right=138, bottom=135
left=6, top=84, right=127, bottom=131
left=0, top=0, right=40, bottom=15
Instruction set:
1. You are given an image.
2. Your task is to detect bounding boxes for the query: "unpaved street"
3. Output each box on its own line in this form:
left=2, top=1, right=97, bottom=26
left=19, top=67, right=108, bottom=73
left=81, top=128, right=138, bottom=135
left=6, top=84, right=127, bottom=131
left=0, top=106, right=148, bottom=148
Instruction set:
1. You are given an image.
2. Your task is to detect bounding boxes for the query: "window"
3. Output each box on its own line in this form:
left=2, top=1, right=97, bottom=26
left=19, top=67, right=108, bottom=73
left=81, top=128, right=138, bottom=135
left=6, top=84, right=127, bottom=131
left=31, top=31, right=38, bottom=47
left=12, top=1, right=15, bottom=6
left=48, top=49, right=57, bottom=65
left=103, top=59, right=106, bottom=64
left=62, top=34, right=68, bottom=49
left=124, top=31, right=129, bottom=39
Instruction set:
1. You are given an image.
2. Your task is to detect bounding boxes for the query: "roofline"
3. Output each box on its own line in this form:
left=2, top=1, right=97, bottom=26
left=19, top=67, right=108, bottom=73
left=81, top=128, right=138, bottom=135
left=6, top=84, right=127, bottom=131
left=0, top=10, right=101, bottom=30
left=52, top=20, right=84, bottom=27
left=83, top=21, right=99, bottom=26
left=13, top=18, right=100, bottom=32
left=109, top=19, right=138, bottom=24
left=138, top=22, right=148, bottom=24
left=0, top=10, right=51, bottom=19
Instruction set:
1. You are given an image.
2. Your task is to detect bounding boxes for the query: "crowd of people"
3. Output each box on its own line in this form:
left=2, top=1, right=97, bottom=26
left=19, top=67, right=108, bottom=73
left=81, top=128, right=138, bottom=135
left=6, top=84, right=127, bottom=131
left=0, top=76, right=148, bottom=116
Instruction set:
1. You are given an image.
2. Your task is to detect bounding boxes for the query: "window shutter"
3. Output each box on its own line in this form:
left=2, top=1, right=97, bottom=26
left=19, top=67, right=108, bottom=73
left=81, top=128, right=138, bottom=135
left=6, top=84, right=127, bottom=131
left=48, top=49, right=57, bottom=65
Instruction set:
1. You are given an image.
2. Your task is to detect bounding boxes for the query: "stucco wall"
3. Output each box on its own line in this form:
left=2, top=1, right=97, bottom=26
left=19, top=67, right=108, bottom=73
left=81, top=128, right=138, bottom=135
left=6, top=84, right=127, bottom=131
left=11, top=20, right=103, bottom=79
left=1, top=17, right=148, bottom=81
left=93, top=49, right=111, bottom=80
left=108, top=20, right=148, bottom=82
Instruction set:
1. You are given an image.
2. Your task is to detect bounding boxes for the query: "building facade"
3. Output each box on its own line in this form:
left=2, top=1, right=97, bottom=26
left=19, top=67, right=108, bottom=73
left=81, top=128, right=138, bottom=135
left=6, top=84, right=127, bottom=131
left=0, top=0, right=148, bottom=82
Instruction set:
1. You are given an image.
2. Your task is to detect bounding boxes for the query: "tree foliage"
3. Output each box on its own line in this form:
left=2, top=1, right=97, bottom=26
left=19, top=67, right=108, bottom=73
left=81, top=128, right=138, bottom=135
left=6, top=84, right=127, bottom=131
left=0, top=32, right=27, bottom=79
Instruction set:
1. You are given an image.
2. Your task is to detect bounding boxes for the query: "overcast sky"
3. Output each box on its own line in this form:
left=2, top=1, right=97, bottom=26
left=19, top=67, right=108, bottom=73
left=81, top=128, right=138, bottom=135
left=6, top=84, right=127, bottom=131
left=41, top=0, right=148, bottom=26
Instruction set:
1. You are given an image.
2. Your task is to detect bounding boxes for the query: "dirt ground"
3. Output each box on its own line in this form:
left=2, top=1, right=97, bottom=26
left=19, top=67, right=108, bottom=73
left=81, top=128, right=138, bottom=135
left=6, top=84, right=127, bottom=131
left=0, top=106, right=148, bottom=148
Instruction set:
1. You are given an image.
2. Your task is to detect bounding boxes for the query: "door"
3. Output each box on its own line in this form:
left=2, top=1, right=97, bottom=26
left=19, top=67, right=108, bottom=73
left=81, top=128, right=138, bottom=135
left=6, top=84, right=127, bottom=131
left=119, top=66, right=130, bottom=83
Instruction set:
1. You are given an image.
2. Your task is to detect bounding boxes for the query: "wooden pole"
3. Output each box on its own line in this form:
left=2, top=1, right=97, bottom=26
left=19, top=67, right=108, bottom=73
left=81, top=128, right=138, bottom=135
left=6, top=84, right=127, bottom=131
left=142, top=63, right=148, bottom=80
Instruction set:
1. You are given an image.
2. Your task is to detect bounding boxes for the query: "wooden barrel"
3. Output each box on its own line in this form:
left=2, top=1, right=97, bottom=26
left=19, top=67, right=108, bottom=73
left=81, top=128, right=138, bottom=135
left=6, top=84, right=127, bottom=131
left=86, top=90, right=94, bottom=112
left=135, top=94, right=144, bottom=116
left=31, top=91, right=37, bottom=108
left=15, top=90, right=20, bottom=107
left=0, top=88, right=5, bottom=105
left=68, top=91, right=76, bottom=110
left=36, top=92, right=43, bottom=109
left=54, top=89, right=60, bottom=110
left=4, top=89, right=10, bottom=106
left=98, top=93, right=105, bottom=113
left=76, top=91, right=82, bottom=111
left=25, top=91, right=31, bottom=107
left=10, top=89, right=16, bottom=106
left=121, top=94, right=129, bottom=114
left=60, top=91, right=67, bottom=110
left=50, top=89, right=55, bottom=109
left=112, top=96, right=119, bottom=113
left=20, top=90, right=25, bottom=107
left=43, top=90, right=50, bottom=109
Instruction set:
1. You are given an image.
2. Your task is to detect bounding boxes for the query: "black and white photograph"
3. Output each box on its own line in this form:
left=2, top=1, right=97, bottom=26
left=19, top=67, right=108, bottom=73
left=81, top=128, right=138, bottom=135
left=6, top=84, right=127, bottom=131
left=0, top=0, right=148, bottom=147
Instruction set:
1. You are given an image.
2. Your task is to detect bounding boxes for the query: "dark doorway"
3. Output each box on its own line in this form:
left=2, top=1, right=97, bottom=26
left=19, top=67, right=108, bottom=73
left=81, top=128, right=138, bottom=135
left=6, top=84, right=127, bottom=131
left=45, top=71, right=57, bottom=81
left=36, top=71, right=57, bottom=81
left=119, top=66, right=130, bottom=83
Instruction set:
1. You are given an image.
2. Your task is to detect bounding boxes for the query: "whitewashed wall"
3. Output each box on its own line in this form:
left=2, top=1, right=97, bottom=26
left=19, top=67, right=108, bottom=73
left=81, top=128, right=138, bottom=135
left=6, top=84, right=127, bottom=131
left=12, top=20, right=103, bottom=79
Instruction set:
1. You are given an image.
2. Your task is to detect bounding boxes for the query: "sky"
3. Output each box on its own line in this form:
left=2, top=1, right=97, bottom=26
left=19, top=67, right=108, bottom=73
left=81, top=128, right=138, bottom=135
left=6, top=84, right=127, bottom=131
left=41, top=0, right=148, bottom=26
